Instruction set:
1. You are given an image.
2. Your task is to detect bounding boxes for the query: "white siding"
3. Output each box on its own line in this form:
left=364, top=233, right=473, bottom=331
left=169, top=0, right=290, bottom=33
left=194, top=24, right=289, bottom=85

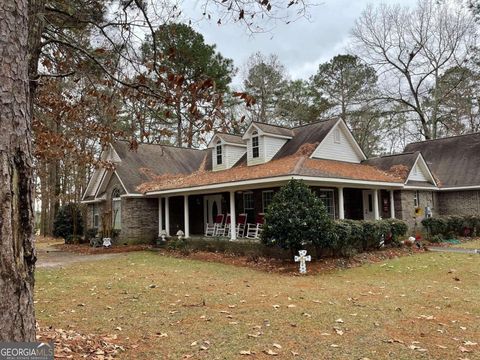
left=263, top=136, right=288, bottom=162
left=247, top=136, right=265, bottom=166
left=226, top=145, right=246, bottom=168
left=408, top=161, right=430, bottom=182
left=212, top=145, right=226, bottom=171
left=311, top=125, right=363, bottom=163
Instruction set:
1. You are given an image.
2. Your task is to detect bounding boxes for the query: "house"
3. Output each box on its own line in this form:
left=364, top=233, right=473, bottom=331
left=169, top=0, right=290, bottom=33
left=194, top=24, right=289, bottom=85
left=82, top=119, right=480, bottom=243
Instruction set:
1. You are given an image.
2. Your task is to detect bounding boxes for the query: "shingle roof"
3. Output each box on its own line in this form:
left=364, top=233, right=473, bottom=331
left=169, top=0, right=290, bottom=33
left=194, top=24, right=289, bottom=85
left=138, top=144, right=402, bottom=193
left=253, top=122, right=295, bottom=137
left=215, top=133, right=245, bottom=145
left=404, top=133, right=480, bottom=188
left=112, top=141, right=206, bottom=193
left=362, top=152, right=420, bottom=182
left=273, top=119, right=339, bottom=159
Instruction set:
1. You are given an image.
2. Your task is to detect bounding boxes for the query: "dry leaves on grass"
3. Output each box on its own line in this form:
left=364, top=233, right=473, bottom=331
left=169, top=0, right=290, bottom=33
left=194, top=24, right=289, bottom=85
left=36, top=324, right=126, bottom=359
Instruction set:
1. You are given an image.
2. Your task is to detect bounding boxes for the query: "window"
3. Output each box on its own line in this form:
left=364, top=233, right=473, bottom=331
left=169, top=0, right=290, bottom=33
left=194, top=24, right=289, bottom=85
left=262, top=190, right=274, bottom=212
left=216, top=141, right=223, bottom=165
left=368, top=194, right=373, bottom=212
left=318, top=189, right=335, bottom=218
left=93, top=204, right=99, bottom=228
left=333, top=128, right=341, bottom=144
left=112, top=188, right=121, bottom=230
left=252, top=131, right=259, bottom=158
left=414, top=190, right=420, bottom=208
left=243, top=192, right=254, bottom=223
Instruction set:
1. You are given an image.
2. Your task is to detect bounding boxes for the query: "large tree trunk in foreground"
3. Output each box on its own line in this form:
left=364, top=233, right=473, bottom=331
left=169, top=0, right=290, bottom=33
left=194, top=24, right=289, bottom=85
left=0, top=0, right=36, bottom=341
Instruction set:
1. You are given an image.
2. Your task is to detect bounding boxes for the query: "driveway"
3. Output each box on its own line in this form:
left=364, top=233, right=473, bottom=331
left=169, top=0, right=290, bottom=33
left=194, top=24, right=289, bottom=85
left=36, top=241, right=122, bottom=268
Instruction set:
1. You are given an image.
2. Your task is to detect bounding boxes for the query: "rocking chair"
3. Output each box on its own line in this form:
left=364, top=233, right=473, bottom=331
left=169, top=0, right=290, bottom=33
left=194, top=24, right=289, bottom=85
left=246, top=213, right=265, bottom=239
left=205, top=214, right=224, bottom=237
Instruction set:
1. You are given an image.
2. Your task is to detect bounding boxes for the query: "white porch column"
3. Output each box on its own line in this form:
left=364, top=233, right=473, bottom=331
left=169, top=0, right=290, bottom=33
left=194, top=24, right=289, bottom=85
left=184, top=195, right=190, bottom=238
left=373, top=189, right=380, bottom=220
left=229, top=191, right=237, bottom=241
left=390, top=190, right=395, bottom=219
left=338, top=187, right=345, bottom=220
left=158, top=197, right=163, bottom=236
left=165, top=197, right=170, bottom=236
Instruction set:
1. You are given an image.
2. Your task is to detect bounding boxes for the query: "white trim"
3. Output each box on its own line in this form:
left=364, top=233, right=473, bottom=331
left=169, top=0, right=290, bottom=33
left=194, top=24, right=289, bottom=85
left=406, top=153, right=437, bottom=187
left=119, top=193, right=144, bottom=198
left=389, top=190, right=395, bottom=219
left=404, top=185, right=439, bottom=190
left=242, top=122, right=293, bottom=140
left=338, top=187, right=344, bottom=219
left=145, top=175, right=403, bottom=196
left=438, top=185, right=480, bottom=191
left=114, top=170, right=130, bottom=194
left=207, top=134, right=246, bottom=148
left=81, top=198, right=105, bottom=204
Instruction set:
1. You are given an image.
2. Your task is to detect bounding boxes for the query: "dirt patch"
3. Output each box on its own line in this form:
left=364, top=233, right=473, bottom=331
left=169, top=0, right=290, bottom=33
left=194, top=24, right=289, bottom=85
left=158, top=246, right=425, bottom=275
left=54, top=243, right=151, bottom=255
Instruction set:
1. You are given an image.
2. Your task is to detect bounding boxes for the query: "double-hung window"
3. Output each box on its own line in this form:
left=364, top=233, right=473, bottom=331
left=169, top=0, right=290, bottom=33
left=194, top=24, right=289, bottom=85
left=252, top=132, right=259, bottom=158
left=216, top=141, right=223, bottom=165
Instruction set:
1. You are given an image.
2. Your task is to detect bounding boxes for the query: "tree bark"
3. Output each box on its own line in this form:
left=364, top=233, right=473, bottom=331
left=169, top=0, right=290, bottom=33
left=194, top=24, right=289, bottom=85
left=0, top=0, right=36, bottom=341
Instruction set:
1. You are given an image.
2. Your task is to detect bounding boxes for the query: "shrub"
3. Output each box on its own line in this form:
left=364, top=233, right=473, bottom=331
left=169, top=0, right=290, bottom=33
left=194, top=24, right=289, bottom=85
left=330, top=221, right=353, bottom=257
left=85, top=228, right=98, bottom=242
left=421, top=217, right=447, bottom=236
left=430, top=234, right=444, bottom=243
left=53, top=203, right=84, bottom=243
left=384, top=219, right=409, bottom=244
left=261, top=180, right=333, bottom=254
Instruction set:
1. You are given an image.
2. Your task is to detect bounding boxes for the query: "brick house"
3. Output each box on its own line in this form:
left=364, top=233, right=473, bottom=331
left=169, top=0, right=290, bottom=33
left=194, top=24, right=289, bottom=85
left=82, top=119, right=480, bottom=243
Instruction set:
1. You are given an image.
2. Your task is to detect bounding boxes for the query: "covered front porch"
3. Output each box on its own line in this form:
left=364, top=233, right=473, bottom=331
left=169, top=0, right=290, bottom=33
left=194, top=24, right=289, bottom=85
left=152, top=179, right=400, bottom=241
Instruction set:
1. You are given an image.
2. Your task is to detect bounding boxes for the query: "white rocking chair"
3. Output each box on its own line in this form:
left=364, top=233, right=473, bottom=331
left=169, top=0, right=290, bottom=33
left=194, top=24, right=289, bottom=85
left=205, top=214, right=224, bottom=237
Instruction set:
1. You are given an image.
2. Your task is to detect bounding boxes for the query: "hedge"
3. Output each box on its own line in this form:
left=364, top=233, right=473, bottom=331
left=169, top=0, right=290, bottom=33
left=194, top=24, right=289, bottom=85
left=329, top=218, right=408, bottom=257
left=422, top=215, right=480, bottom=238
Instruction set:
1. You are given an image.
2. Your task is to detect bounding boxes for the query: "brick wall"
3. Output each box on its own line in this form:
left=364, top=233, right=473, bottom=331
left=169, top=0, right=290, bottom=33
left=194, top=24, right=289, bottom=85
left=120, top=198, right=158, bottom=244
left=395, top=190, right=436, bottom=229
left=437, top=190, right=480, bottom=216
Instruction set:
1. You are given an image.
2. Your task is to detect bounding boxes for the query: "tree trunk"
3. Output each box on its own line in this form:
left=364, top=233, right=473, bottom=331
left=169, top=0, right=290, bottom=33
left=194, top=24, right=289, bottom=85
left=0, top=0, right=36, bottom=341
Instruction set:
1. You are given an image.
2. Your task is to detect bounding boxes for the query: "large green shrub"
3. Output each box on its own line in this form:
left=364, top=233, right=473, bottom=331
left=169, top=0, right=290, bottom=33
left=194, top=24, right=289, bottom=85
left=261, top=180, right=333, bottom=254
left=422, top=215, right=480, bottom=239
left=53, top=203, right=84, bottom=243
left=384, top=219, right=409, bottom=243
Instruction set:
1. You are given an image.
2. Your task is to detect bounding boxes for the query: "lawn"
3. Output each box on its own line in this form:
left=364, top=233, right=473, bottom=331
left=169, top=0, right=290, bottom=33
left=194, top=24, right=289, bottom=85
left=458, top=238, right=480, bottom=250
left=35, top=250, right=480, bottom=359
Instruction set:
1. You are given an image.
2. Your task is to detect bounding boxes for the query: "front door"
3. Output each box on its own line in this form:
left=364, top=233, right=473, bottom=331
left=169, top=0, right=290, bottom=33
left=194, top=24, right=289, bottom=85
left=204, top=195, right=223, bottom=224
left=362, top=190, right=375, bottom=220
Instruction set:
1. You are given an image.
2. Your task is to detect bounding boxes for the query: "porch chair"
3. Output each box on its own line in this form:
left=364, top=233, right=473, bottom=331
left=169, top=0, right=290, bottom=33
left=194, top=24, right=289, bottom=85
left=245, top=213, right=265, bottom=239
left=236, top=213, right=248, bottom=238
left=205, top=214, right=224, bottom=237
left=215, top=213, right=231, bottom=237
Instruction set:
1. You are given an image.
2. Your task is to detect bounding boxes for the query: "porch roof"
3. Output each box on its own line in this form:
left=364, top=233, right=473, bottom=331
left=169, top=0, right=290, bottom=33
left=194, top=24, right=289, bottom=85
left=138, top=153, right=403, bottom=194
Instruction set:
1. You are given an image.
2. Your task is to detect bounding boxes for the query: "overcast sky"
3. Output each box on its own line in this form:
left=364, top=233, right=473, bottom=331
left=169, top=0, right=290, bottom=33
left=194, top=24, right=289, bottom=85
left=184, top=0, right=417, bottom=87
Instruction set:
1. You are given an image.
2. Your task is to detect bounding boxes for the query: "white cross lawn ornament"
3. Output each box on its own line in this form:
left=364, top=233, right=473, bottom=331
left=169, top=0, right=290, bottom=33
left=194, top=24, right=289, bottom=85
left=294, top=250, right=311, bottom=274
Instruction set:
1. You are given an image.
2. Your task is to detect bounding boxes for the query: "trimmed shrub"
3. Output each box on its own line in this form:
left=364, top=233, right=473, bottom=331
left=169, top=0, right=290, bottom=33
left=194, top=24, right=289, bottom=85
left=384, top=219, right=409, bottom=244
left=422, top=215, right=480, bottom=239
left=53, top=203, right=84, bottom=243
left=261, top=180, right=333, bottom=254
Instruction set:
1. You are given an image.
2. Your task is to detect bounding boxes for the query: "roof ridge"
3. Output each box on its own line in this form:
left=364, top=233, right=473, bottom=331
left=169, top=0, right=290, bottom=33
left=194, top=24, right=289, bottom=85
left=291, top=118, right=338, bottom=129
left=252, top=121, right=293, bottom=130
left=407, top=132, right=480, bottom=145
left=114, top=139, right=207, bottom=152
left=366, top=151, right=417, bottom=160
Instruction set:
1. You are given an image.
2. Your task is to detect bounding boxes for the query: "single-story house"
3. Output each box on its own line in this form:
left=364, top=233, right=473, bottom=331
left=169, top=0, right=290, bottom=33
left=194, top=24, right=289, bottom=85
left=81, top=119, right=480, bottom=243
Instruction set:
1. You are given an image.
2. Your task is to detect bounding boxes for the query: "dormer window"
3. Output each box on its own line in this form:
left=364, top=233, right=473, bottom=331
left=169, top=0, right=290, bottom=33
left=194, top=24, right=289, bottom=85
left=252, top=131, right=259, bottom=158
left=216, top=141, right=223, bottom=165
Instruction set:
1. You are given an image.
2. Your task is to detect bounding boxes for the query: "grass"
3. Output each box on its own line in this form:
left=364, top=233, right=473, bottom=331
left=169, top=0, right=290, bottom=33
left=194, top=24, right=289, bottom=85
left=35, top=250, right=480, bottom=359
left=458, top=238, right=480, bottom=249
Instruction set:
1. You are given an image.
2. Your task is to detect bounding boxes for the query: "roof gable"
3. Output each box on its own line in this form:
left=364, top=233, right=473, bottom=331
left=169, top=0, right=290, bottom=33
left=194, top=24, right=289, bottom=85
left=404, top=133, right=480, bottom=188
left=406, top=154, right=437, bottom=186
left=310, top=120, right=366, bottom=163
left=208, top=133, right=246, bottom=148
left=242, top=122, right=294, bottom=140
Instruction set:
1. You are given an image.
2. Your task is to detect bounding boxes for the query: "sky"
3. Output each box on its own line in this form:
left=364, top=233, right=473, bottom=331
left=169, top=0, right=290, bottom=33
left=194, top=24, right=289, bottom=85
left=183, top=0, right=417, bottom=87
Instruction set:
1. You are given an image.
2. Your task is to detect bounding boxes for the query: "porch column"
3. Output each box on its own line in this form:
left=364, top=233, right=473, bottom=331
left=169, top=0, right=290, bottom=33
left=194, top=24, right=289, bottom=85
left=373, top=189, right=380, bottom=220
left=158, top=197, right=163, bottom=236
left=184, top=195, right=190, bottom=238
left=390, top=190, right=395, bottom=219
left=338, top=187, right=345, bottom=220
left=165, top=197, right=170, bottom=236
left=229, top=191, right=237, bottom=241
